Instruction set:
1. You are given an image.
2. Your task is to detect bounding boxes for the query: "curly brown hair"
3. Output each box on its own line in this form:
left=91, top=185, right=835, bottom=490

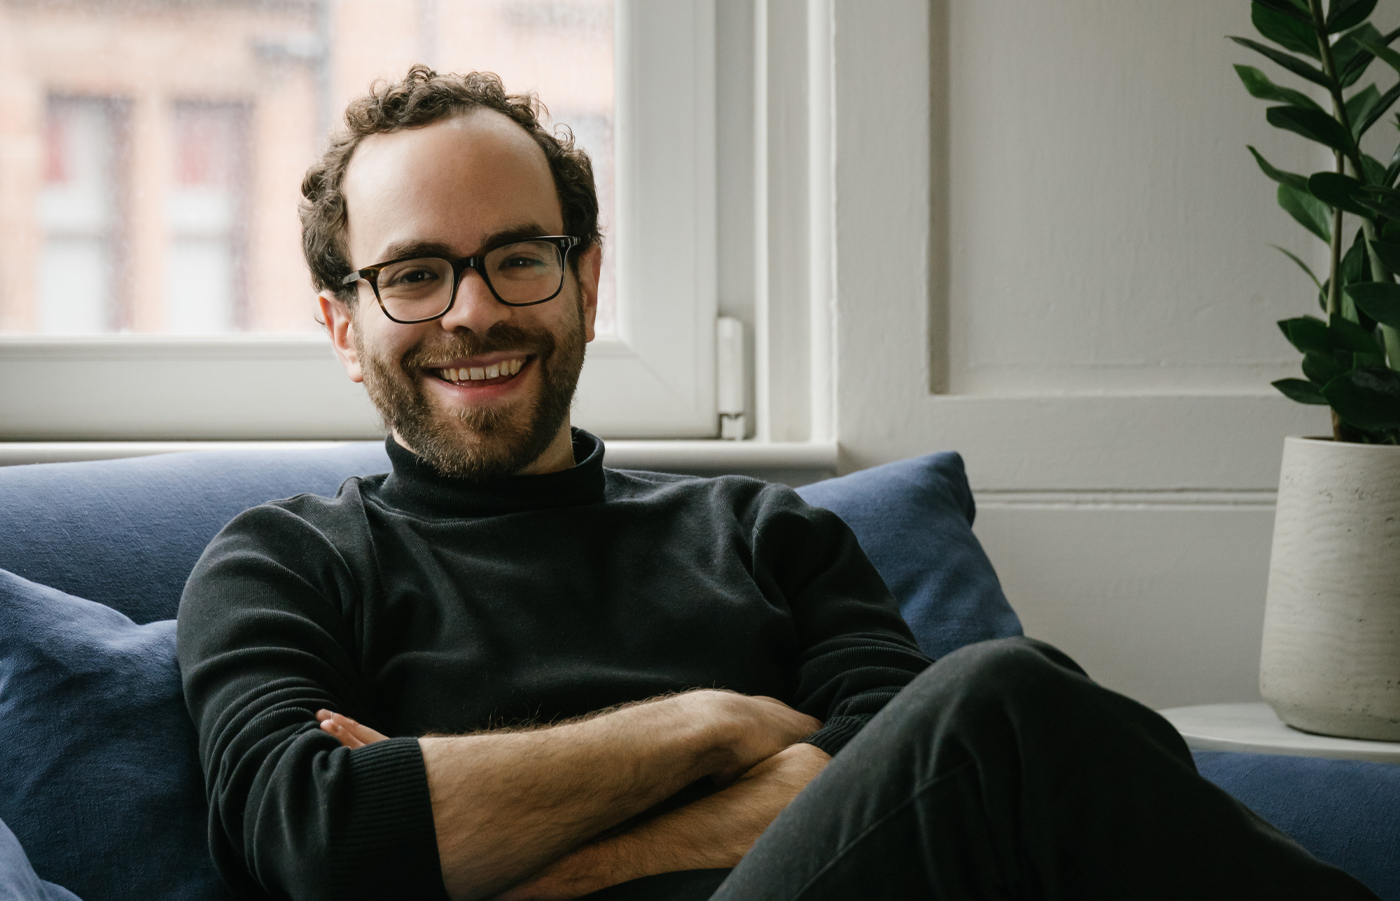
left=300, top=65, right=601, bottom=302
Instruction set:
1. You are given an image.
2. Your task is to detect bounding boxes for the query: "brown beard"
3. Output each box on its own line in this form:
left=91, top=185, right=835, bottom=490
left=354, top=299, right=587, bottom=481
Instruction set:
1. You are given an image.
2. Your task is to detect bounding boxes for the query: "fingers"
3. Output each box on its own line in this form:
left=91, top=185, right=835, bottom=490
left=315, top=709, right=390, bottom=749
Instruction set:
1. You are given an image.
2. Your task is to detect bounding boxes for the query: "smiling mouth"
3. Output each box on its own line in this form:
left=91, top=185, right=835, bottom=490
left=429, top=356, right=529, bottom=385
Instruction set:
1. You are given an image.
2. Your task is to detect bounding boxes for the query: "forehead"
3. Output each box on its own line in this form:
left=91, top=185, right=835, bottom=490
left=341, top=109, right=562, bottom=262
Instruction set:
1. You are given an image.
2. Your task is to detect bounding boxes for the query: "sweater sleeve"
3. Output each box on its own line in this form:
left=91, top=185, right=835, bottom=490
left=176, top=501, right=447, bottom=901
left=748, top=485, right=933, bottom=756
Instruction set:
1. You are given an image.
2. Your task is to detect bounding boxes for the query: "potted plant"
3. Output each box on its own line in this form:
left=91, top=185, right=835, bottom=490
left=1233, top=0, right=1400, bottom=740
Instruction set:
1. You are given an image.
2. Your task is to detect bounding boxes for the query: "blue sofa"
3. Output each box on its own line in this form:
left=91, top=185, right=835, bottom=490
left=0, top=444, right=1395, bottom=900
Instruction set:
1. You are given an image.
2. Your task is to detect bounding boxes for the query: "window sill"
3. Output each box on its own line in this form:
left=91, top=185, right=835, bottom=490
left=0, top=439, right=840, bottom=485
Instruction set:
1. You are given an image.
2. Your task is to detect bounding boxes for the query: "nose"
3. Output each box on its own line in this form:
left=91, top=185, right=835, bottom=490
left=438, top=268, right=510, bottom=334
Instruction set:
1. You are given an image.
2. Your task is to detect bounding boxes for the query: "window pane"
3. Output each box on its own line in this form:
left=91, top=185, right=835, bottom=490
left=37, top=97, right=125, bottom=333
left=0, top=0, right=615, bottom=336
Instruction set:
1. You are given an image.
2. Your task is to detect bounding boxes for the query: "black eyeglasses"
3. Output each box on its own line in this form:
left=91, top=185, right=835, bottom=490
left=340, top=236, right=581, bottom=324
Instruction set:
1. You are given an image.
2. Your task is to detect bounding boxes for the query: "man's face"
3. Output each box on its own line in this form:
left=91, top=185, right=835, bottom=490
left=321, top=110, right=600, bottom=480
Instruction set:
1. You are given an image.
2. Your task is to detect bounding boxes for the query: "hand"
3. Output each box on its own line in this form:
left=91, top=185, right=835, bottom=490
left=316, top=710, right=389, bottom=749
left=690, top=692, right=823, bottom=784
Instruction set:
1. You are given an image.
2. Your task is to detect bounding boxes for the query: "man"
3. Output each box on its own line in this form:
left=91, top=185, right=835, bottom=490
left=177, top=67, right=1379, bottom=901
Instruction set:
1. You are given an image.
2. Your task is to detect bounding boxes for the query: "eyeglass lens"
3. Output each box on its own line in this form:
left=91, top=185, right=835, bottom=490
left=375, top=240, right=566, bottom=319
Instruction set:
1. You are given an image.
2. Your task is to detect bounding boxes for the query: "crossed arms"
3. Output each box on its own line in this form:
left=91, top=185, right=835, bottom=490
left=316, top=690, right=832, bottom=900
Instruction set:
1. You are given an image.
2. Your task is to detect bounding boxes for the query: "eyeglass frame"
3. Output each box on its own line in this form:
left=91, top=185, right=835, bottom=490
left=339, top=235, right=583, bottom=324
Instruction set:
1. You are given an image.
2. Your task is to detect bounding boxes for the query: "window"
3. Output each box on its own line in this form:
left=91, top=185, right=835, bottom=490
left=39, top=97, right=128, bottom=334
left=166, top=102, right=250, bottom=334
left=0, top=0, right=718, bottom=440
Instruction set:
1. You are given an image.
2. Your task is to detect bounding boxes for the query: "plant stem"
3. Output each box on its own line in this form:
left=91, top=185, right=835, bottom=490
left=1310, top=0, right=1368, bottom=178
left=1328, top=152, right=1344, bottom=318
left=1306, top=0, right=1348, bottom=319
left=1306, top=1, right=1395, bottom=430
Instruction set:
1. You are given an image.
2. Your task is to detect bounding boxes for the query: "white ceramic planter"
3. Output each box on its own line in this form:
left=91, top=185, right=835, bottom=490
left=1260, top=436, right=1400, bottom=740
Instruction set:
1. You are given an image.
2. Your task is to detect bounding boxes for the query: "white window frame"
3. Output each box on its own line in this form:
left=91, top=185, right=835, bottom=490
left=0, top=0, right=719, bottom=441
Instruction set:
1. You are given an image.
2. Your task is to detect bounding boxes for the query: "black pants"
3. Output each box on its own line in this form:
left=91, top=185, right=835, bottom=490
left=588, top=637, right=1379, bottom=901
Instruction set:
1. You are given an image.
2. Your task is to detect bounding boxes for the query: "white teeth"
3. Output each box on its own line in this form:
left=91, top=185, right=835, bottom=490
left=436, top=359, right=524, bottom=382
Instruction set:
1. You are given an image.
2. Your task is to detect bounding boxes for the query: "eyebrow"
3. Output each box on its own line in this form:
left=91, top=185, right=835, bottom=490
left=370, top=223, right=555, bottom=267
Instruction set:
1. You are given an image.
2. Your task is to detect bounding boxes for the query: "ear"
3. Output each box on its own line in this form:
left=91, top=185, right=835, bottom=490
left=319, top=292, right=364, bottom=383
left=577, top=244, right=602, bottom=343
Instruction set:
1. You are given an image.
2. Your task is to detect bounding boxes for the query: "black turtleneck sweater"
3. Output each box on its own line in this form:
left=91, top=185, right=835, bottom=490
left=177, top=430, right=930, bottom=901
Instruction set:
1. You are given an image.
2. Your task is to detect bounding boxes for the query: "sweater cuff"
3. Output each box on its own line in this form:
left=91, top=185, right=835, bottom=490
left=332, top=736, right=448, bottom=900
left=802, top=715, right=871, bottom=757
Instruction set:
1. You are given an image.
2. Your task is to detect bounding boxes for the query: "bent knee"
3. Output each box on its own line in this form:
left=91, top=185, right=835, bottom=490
left=913, top=637, right=1090, bottom=716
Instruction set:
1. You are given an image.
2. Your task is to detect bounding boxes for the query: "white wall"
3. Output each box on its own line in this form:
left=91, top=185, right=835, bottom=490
left=825, top=0, right=1386, bottom=708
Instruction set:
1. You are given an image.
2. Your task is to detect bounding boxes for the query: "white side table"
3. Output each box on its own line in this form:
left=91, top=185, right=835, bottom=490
left=1158, top=702, right=1400, bottom=764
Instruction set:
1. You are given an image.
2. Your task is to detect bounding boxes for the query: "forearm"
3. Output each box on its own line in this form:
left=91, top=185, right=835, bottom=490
left=498, top=743, right=832, bottom=901
left=423, top=691, right=819, bottom=901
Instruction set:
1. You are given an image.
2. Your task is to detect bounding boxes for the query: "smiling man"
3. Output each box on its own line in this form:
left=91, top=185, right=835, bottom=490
left=318, top=96, right=593, bottom=482
left=177, top=68, right=1381, bottom=901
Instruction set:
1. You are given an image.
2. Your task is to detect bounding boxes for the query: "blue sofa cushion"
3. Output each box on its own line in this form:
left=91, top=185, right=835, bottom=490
left=0, top=817, right=81, bottom=901
left=0, top=568, right=232, bottom=901
left=796, top=451, right=1023, bottom=659
left=1194, top=750, right=1400, bottom=900
left=0, top=444, right=391, bottom=624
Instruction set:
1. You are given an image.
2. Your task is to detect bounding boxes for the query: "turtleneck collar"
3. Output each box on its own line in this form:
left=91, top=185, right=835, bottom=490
left=376, top=428, right=607, bottom=518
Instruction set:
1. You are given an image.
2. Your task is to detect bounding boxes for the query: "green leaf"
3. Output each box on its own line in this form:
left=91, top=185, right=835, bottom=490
left=1230, top=36, right=1335, bottom=89
left=1336, top=24, right=1387, bottom=87
left=1345, top=84, right=1382, bottom=136
left=1279, top=315, right=1332, bottom=353
left=1234, top=65, right=1326, bottom=111
left=1328, top=0, right=1378, bottom=34
left=1308, top=171, right=1371, bottom=215
left=1362, top=153, right=1388, bottom=186
left=1273, top=378, right=1330, bottom=403
left=1352, top=191, right=1400, bottom=220
left=1331, top=311, right=1384, bottom=350
left=1271, top=244, right=1325, bottom=291
left=1268, top=105, right=1357, bottom=153
left=1248, top=146, right=1312, bottom=191
left=1257, top=0, right=1314, bottom=23
left=1384, top=143, right=1400, bottom=187
left=1322, top=365, right=1400, bottom=431
left=1255, top=2, right=1322, bottom=58
left=1367, top=238, right=1400, bottom=273
left=1341, top=226, right=1373, bottom=287
left=1355, top=350, right=1387, bottom=367
left=1303, top=349, right=1351, bottom=382
left=1354, top=84, right=1400, bottom=141
left=1358, top=36, right=1400, bottom=76
left=1278, top=182, right=1333, bottom=242
left=1345, top=281, right=1400, bottom=327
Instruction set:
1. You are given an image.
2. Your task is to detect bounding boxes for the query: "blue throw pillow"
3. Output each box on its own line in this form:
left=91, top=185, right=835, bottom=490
left=0, top=443, right=391, bottom=625
left=0, top=568, right=232, bottom=901
left=796, top=452, right=1022, bottom=659
left=0, top=817, right=81, bottom=901
left=1194, top=750, right=1400, bottom=900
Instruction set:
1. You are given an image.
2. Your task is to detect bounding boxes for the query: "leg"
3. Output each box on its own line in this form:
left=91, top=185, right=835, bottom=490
left=713, top=637, right=1379, bottom=901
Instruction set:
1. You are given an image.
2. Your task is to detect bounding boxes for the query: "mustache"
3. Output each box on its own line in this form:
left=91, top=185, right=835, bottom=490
left=401, top=323, right=555, bottom=370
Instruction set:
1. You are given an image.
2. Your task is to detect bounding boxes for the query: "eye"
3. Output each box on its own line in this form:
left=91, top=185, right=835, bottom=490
left=498, top=252, right=547, bottom=271
left=384, top=266, right=439, bottom=287
left=378, top=259, right=449, bottom=293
